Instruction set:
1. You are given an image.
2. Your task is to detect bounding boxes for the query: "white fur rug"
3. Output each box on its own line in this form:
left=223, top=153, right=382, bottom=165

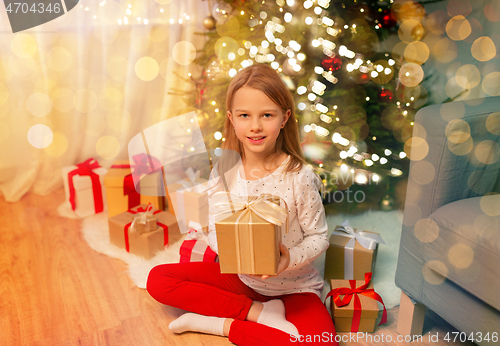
left=75, top=204, right=403, bottom=309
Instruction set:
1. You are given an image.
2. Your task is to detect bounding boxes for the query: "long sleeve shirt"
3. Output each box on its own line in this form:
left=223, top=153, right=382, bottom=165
left=207, top=155, right=329, bottom=297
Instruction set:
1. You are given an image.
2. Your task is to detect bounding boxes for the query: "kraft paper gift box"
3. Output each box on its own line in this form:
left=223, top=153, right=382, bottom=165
left=213, top=193, right=288, bottom=275
left=328, top=274, right=387, bottom=333
left=62, top=158, right=108, bottom=218
left=168, top=168, right=209, bottom=233
left=108, top=204, right=181, bottom=259
left=324, top=220, right=384, bottom=282
left=104, top=158, right=164, bottom=218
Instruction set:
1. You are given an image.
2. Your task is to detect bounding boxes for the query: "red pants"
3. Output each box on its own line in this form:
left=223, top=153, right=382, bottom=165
left=147, top=262, right=339, bottom=345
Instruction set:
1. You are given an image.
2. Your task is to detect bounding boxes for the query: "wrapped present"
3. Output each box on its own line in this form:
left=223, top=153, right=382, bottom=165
left=179, top=228, right=217, bottom=263
left=108, top=204, right=181, bottom=259
left=211, top=192, right=288, bottom=275
left=326, top=273, right=387, bottom=333
left=104, top=154, right=164, bottom=217
left=324, top=220, right=384, bottom=281
left=62, top=158, right=107, bottom=218
left=168, top=167, right=209, bottom=234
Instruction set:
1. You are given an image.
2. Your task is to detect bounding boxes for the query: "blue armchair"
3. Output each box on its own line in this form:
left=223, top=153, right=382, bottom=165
left=395, top=96, right=500, bottom=345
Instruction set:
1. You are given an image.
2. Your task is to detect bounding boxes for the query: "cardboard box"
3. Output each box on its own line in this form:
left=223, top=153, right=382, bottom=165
left=168, top=178, right=209, bottom=233
left=215, top=196, right=283, bottom=275
left=62, top=161, right=107, bottom=218
left=330, top=279, right=380, bottom=332
left=324, top=227, right=379, bottom=281
left=108, top=204, right=181, bottom=259
left=104, top=160, right=164, bottom=217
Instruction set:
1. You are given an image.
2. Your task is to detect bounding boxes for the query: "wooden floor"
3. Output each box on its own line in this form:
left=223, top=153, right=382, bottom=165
left=1, top=189, right=473, bottom=346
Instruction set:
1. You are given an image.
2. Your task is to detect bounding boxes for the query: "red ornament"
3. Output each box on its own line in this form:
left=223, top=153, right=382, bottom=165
left=379, top=9, right=396, bottom=29
left=321, top=56, right=342, bottom=72
left=378, top=88, right=393, bottom=102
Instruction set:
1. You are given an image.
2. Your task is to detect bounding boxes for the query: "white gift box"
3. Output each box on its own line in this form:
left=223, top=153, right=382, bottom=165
left=62, top=162, right=108, bottom=218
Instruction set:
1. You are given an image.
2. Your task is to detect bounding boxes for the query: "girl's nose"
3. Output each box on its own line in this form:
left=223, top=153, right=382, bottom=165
left=250, top=117, right=263, bottom=131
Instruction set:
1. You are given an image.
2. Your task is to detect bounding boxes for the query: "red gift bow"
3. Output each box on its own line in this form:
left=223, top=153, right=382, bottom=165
left=111, top=154, right=162, bottom=209
left=324, top=272, right=387, bottom=333
left=123, top=204, right=168, bottom=253
left=68, top=158, right=104, bottom=213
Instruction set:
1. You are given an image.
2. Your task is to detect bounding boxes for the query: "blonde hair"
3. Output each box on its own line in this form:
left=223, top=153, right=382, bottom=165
left=213, top=64, right=306, bottom=192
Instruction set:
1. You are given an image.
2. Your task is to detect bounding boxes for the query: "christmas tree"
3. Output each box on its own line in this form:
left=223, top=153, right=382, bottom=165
left=188, top=0, right=438, bottom=210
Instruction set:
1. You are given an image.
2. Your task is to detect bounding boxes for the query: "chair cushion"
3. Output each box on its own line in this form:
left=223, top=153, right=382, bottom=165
left=425, top=195, right=500, bottom=310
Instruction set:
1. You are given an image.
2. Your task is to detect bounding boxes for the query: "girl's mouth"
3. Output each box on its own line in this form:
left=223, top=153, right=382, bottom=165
left=248, top=136, right=266, bottom=144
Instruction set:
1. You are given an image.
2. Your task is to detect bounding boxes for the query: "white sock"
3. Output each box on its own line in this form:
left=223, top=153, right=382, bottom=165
left=257, top=299, right=299, bottom=336
left=169, top=312, right=226, bottom=336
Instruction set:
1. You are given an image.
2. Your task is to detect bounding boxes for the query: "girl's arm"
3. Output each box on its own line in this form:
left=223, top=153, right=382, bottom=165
left=286, top=167, right=329, bottom=271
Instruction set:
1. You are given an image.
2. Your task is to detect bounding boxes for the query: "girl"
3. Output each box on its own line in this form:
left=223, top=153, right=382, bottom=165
left=147, top=64, right=338, bottom=345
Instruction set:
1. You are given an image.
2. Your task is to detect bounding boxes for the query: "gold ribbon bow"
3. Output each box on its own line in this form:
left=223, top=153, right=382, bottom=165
left=210, top=191, right=289, bottom=273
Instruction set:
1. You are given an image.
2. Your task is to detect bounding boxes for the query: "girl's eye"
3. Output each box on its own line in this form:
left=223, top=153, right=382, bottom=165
left=239, top=114, right=248, bottom=118
left=263, top=113, right=272, bottom=118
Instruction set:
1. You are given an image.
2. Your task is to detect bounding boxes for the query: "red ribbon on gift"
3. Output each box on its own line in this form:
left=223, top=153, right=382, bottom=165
left=111, top=154, right=162, bottom=209
left=324, top=272, right=387, bottom=333
left=68, top=158, right=104, bottom=213
left=123, top=205, right=166, bottom=252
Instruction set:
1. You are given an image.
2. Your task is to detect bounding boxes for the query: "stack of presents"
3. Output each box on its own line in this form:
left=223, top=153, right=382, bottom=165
left=61, top=155, right=216, bottom=262
left=62, top=157, right=387, bottom=332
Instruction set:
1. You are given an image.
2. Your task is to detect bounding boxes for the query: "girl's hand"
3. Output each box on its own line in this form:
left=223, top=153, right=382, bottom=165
left=251, top=243, right=290, bottom=280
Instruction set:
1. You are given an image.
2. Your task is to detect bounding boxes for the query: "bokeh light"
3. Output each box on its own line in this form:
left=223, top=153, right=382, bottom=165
left=480, top=194, right=500, bottom=217
left=27, top=124, right=53, bottom=149
left=414, top=218, right=440, bottom=242
left=482, top=72, right=500, bottom=96
left=11, top=34, right=37, bottom=58
left=471, top=36, right=496, bottom=62
left=486, top=112, right=500, bottom=135
left=484, top=2, right=500, bottom=22
left=445, top=15, right=471, bottom=41
left=422, top=260, right=448, bottom=285
left=27, top=93, right=52, bottom=118
left=455, top=64, right=481, bottom=89
left=445, top=77, right=470, bottom=101
left=448, top=137, right=473, bottom=156
left=448, top=243, right=474, bottom=269
left=474, top=140, right=500, bottom=165
left=99, top=87, right=123, bottom=111
left=432, top=37, right=458, bottom=62
left=216, top=15, right=240, bottom=37
left=445, top=119, right=470, bottom=144
left=96, top=135, right=121, bottom=160
left=410, top=160, right=435, bottom=185
left=404, top=136, right=429, bottom=161
left=398, top=19, right=424, bottom=43
left=148, top=26, right=169, bottom=43
left=404, top=41, right=429, bottom=65
left=395, top=1, right=425, bottom=23
left=214, top=37, right=239, bottom=63
left=43, top=131, right=68, bottom=157
left=135, top=56, right=159, bottom=81
left=399, top=63, right=424, bottom=87
left=172, top=41, right=196, bottom=66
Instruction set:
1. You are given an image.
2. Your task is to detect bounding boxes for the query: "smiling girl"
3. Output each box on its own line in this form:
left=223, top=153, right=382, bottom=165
left=147, top=64, right=338, bottom=345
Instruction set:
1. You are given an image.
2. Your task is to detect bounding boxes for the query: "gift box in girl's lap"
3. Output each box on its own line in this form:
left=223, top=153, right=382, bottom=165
left=104, top=159, right=164, bottom=218
left=324, top=220, right=385, bottom=282
left=62, top=158, right=107, bottom=218
left=108, top=204, right=181, bottom=259
left=214, top=193, right=287, bottom=275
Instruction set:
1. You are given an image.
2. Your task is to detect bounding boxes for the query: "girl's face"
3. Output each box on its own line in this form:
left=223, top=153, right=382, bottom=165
left=228, top=86, right=290, bottom=161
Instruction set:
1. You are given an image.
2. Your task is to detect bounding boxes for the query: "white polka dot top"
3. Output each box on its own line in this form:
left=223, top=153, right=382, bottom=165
left=206, top=155, right=329, bottom=298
